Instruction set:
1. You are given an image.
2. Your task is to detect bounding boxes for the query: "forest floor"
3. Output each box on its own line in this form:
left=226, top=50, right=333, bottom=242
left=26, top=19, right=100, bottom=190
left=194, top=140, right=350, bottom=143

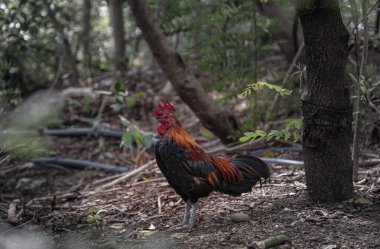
left=1, top=73, right=380, bottom=249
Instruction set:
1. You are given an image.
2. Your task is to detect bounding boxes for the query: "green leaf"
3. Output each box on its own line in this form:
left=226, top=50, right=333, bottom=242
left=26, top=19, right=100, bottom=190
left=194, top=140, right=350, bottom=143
left=293, top=131, right=300, bottom=142
left=94, top=214, right=102, bottom=221
left=143, top=134, right=153, bottom=149
left=241, top=81, right=292, bottom=97
left=87, top=215, right=95, bottom=223
left=349, top=73, right=358, bottom=83
left=282, top=129, right=291, bottom=141
left=200, top=129, right=215, bottom=138
left=133, top=129, right=145, bottom=147
left=239, top=136, right=252, bottom=142
left=255, top=130, right=267, bottom=137
left=122, top=131, right=133, bottom=148
left=286, top=119, right=302, bottom=130
left=114, top=79, right=125, bottom=94
left=119, top=115, right=130, bottom=127
left=269, top=130, right=283, bottom=138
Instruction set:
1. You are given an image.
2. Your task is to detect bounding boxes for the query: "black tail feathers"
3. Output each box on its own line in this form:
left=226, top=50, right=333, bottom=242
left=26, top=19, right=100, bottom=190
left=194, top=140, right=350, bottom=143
left=221, top=155, right=271, bottom=196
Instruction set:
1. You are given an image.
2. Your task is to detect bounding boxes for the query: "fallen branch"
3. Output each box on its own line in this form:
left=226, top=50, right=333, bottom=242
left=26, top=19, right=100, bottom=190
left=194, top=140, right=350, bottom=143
left=359, top=159, right=380, bottom=167
left=128, top=177, right=166, bottom=187
left=260, top=158, right=303, bottom=166
left=32, top=157, right=129, bottom=173
left=97, top=160, right=156, bottom=190
left=253, top=235, right=290, bottom=249
left=41, top=128, right=158, bottom=144
left=26, top=187, right=123, bottom=207
left=42, top=128, right=124, bottom=138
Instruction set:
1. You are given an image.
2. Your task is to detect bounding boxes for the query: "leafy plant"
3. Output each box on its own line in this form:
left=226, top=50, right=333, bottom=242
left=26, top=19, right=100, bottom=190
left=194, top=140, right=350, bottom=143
left=241, top=81, right=292, bottom=97
left=119, top=116, right=153, bottom=149
left=239, top=118, right=302, bottom=143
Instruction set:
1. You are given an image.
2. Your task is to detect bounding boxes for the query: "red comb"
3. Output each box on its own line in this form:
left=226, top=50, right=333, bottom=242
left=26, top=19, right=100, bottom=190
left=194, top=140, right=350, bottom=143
left=153, top=100, right=176, bottom=118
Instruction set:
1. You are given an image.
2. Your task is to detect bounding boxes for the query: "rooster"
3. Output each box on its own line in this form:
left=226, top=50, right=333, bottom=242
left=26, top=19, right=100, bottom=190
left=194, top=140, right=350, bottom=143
left=154, top=101, right=270, bottom=229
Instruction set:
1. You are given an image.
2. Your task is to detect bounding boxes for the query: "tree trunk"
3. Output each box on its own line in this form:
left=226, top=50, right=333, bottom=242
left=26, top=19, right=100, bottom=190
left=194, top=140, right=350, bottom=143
left=127, top=0, right=238, bottom=144
left=42, top=0, right=79, bottom=86
left=82, top=0, right=92, bottom=76
left=375, top=2, right=380, bottom=34
left=256, top=0, right=298, bottom=63
left=297, top=0, right=354, bottom=202
left=108, top=0, right=127, bottom=72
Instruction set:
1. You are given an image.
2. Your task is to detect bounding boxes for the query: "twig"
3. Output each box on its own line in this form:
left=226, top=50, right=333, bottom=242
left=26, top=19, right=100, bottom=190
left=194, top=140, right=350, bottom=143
left=359, top=159, right=380, bottom=167
left=157, top=195, right=162, bottom=214
left=91, top=172, right=125, bottom=186
left=266, top=42, right=305, bottom=121
left=1, top=220, right=32, bottom=236
left=49, top=54, right=64, bottom=93
left=32, top=157, right=129, bottom=173
left=352, top=0, right=369, bottom=182
left=260, top=158, right=303, bottom=166
left=128, top=177, right=166, bottom=187
left=0, top=155, right=10, bottom=165
left=368, top=99, right=380, bottom=115
left=26, top=187, right=123, bottom=207
left=97, top=160, right=156, bottom=190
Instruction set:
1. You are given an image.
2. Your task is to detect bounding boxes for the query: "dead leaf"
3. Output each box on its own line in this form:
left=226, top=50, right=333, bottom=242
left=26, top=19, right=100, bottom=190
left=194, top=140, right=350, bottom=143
left=138, top=230, right=158, bottom=236
left=148, top=223, right=156, bottom=230
left=109, top=223, right=124, bottom=229
left=354, top=197, right=373, bottom=205
left=87, top=206, right=98, bottom=214
left=170, top=232, right=188, bottom=239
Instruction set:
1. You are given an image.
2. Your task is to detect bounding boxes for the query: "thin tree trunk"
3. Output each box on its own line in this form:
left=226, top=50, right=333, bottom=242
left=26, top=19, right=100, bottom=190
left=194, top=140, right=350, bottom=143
left=297, top=0, right=354, bottom=202
left=82, top=0, right=92, bottom=77
left=256, top=0, right=298, bottom=63
left=127, top=0, right=238, bottom=144
left=375, top=1, right=380, bottom=34
left=108, top=0, right=127, bottom=72
left=42, top=0, right=79, bottom=86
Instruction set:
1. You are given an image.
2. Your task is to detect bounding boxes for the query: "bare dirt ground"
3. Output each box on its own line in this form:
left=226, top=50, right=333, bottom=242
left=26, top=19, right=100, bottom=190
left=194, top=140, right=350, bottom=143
left=1, top=89, right=380, bottom=248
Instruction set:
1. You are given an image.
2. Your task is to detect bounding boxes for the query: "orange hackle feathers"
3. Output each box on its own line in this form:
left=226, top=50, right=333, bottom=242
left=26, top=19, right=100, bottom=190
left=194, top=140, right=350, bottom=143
left=168, top=125, right=243, bottom=187
left=167, top=126, right=209, bottom=161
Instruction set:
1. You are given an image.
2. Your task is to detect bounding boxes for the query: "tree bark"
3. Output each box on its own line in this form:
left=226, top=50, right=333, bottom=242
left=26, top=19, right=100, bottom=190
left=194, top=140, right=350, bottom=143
left=127, top=0, right=238, bottom=144
left=297, top=0, right=354, bottom=202
left=108, top=0, right=127, bottom=72
left=82, top=0, right=92, bottom=76
left=42, top=0, right=79, bottom=86
left=375, top=2, right=380, bottom=34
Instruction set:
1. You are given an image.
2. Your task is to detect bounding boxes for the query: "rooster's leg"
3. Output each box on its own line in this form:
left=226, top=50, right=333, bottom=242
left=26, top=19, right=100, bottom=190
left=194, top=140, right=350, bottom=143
left=182, top=200, right=191, bottom=225
left=187, top=202, right=197, bottom=228
left=170, top=202, right=197, bottom=231
left=170, top=200, right=191, bottom=230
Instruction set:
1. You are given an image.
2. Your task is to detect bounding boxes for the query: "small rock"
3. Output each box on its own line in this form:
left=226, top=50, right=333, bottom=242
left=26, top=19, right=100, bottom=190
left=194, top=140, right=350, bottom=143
left=230, top=212, right=250, bottom=223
